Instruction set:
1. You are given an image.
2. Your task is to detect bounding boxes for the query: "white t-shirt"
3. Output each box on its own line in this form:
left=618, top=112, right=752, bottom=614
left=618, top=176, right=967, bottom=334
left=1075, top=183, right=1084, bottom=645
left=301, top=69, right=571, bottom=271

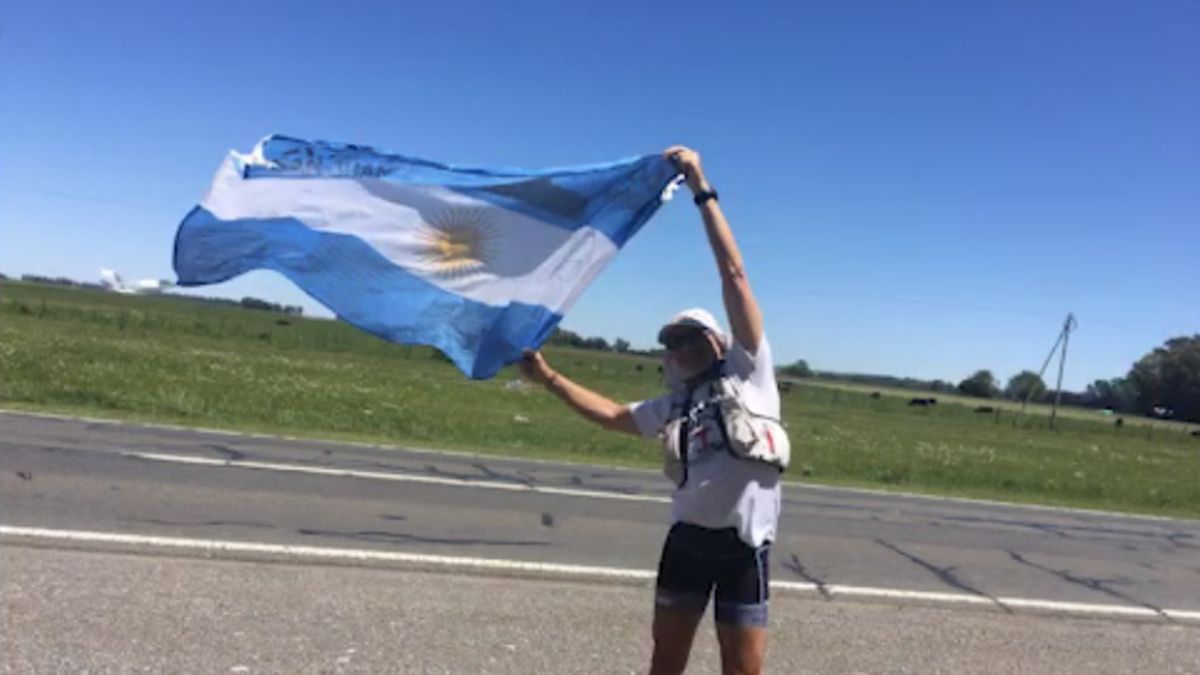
left=630, top=335, right=782, bottom=548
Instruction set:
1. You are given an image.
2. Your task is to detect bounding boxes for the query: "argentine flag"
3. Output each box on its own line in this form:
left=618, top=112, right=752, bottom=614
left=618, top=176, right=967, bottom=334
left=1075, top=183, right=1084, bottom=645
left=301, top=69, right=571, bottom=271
left=174, top=136, right=680, bottom=379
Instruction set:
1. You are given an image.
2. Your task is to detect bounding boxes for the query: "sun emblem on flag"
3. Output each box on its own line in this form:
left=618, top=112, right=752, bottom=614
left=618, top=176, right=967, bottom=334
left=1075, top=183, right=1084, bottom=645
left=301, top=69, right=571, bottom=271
left=416, top=208, right=498, bottom=279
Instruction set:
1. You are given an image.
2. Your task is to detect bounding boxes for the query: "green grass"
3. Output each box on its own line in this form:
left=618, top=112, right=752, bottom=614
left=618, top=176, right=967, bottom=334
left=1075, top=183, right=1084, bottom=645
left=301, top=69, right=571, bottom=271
left=2, top=280, right=1198, bottom=518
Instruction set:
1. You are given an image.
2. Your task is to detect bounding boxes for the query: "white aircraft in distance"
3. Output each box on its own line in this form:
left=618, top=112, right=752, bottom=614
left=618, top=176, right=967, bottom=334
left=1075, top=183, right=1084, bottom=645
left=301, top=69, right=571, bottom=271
left=99, top=268, right=175, bottom=295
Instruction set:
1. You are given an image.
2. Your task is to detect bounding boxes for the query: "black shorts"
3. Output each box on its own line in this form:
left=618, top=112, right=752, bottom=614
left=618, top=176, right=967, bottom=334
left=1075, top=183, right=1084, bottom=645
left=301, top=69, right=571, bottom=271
left=654, top=522, right=771, bottom=627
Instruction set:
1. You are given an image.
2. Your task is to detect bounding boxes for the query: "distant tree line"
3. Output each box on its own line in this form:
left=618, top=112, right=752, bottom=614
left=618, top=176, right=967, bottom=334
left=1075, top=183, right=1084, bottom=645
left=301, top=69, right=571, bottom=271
left=781, top=335, right=1200, bottom=423
left=779, top=359, right=813, bottom=379
left=1120, top=335, right=1200, bottom=422
left=13, top=274, right=302, bottom=316
left=788, top=368, right=958, bottom=394
left=548, top=328, right=614, bottom=352
left=171, top=294, right=304, bottom=316
left=546, top=328, right=651, bottom=356
left=19, top=274, right=105, bottom=290
left=952, top=335, right=1200, bottom=423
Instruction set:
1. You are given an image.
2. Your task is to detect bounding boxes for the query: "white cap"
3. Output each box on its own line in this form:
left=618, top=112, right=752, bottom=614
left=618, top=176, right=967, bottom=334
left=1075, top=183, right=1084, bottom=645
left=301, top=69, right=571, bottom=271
left=657, top=308, right=730, bottom=349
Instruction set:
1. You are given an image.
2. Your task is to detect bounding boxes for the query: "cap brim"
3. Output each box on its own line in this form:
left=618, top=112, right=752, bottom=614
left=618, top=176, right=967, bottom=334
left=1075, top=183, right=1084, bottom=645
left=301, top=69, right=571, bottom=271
left=657, top=319, right=716, bottom=345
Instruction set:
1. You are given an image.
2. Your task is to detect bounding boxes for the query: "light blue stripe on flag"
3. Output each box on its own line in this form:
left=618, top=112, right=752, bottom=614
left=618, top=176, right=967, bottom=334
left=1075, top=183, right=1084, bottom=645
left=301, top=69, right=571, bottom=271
left=173, top=135, right=679, bottom=379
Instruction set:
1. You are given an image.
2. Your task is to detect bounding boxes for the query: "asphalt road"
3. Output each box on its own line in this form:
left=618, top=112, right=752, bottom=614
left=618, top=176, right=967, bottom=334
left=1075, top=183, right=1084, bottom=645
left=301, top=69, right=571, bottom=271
left=2, top=410, right=1200, bottom=672
left=4, top=545, right=1198, bottom=674
left=3, top=410, right=1199, bottom=610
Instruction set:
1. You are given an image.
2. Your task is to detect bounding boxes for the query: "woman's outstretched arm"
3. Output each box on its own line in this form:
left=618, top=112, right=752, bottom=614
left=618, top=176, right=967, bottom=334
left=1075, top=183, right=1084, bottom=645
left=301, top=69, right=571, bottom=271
left=665, top=145, right=764, bottom=354
left=520, top=349, right=641, bottom=436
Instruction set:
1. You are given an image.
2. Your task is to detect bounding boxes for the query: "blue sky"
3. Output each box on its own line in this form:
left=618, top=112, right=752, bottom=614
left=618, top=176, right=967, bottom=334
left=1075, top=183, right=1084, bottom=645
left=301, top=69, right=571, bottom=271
left=1, top=0, right=1196, bottom=389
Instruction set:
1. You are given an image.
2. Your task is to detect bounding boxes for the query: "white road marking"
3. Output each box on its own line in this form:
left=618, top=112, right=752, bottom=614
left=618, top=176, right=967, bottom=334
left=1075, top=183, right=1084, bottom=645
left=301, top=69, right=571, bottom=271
left=0, top=525, right=655, bottom=580
left=3, top=525, right=1198, bottom=623
left=119, top=450, right=671, bottom=504
left=2, top=407, right=1192, bottom=524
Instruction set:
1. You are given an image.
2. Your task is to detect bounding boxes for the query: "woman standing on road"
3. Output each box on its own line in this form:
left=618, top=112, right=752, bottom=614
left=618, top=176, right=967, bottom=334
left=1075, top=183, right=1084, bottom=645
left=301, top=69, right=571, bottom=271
left=520, top=146, right=782, bottom=675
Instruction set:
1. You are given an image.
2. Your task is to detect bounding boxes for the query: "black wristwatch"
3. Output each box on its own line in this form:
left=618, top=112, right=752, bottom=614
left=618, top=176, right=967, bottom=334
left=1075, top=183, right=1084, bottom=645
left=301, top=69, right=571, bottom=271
left=693, top=189, right=718, bottom=206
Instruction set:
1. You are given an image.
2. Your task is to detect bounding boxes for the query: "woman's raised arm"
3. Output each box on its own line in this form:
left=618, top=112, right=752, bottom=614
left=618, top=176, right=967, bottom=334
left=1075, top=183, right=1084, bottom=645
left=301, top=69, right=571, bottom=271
left=664, top=146, right=764, bottom=354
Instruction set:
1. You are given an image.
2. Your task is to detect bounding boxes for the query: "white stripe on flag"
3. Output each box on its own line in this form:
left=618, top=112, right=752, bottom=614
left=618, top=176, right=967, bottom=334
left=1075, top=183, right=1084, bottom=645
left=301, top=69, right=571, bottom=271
left=202, top=156, right=617, bottom=311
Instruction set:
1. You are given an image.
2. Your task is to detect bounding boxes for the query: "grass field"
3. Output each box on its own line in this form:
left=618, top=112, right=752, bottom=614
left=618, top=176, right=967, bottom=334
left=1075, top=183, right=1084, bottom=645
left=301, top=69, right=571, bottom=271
left=2, top=280, right=1198, bottom=518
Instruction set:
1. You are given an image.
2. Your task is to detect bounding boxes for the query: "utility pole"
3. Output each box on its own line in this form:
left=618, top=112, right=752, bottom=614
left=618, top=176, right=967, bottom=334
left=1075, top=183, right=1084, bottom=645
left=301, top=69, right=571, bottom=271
left=1049, top=313, right=1077, bottom=430
left=1018, top=312, right=1077, bottom=428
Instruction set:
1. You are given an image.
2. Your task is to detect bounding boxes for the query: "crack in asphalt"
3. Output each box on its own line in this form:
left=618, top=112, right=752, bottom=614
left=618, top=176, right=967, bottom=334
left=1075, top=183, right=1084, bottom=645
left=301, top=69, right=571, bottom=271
left=875, top=539, right=1011, bottom=613
left=782, top=552, right=833, bottom=600
left=1007, top=550, right=1169, bottom=620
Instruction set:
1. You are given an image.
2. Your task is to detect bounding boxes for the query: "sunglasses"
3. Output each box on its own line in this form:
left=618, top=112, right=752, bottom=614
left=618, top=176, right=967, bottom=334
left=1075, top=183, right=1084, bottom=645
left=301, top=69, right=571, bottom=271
left=661, top=329, right=706, bottom=351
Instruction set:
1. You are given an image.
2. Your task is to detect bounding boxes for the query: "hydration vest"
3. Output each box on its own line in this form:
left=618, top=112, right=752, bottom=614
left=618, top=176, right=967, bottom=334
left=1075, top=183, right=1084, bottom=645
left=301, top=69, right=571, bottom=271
left=660, top=360, right=790, bottom=487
